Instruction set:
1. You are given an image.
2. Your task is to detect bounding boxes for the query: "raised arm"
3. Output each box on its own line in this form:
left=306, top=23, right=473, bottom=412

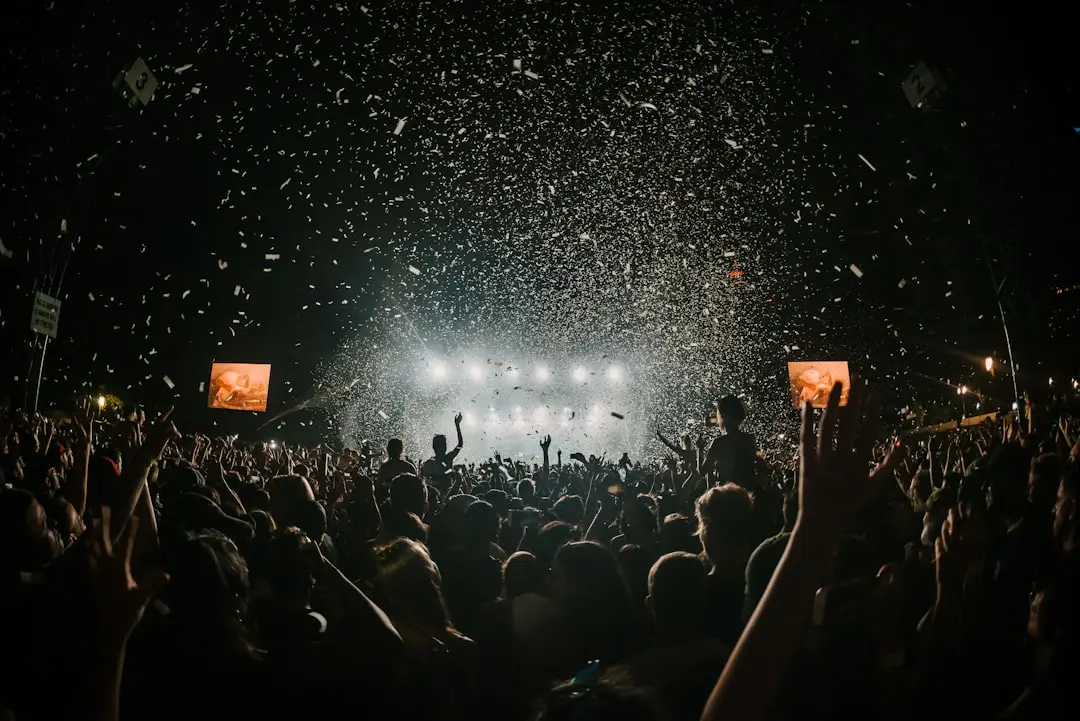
left=701, top=383, right=901, bottom=721
left=445, top=412, right=465, bottom=464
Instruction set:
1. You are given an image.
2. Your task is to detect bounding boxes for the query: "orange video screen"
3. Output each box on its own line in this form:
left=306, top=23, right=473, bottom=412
left=207, top=363, right=271, bottom=412
left=787, top=361, right=851, bottom=409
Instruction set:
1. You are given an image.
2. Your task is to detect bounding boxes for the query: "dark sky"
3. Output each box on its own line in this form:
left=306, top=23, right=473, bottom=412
left=1, top=0, right=1076, bottom=441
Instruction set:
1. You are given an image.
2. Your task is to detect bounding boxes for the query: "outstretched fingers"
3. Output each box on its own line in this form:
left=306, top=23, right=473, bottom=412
left=799, top=401, right=816, bottom=476
left=816, top=383, right=844, bottom=461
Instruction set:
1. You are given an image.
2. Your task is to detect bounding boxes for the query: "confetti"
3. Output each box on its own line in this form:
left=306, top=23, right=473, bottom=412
left=857, top=153, right=877, bottom=171
left=393, top=118, right=407, bottom=135
left=850, top=264, right=864, bottom=278
left=163, top=376, right=175, bottom=389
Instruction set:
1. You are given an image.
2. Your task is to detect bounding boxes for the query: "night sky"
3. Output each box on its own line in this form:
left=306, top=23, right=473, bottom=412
left=1, top=0, right=1076, bottom=450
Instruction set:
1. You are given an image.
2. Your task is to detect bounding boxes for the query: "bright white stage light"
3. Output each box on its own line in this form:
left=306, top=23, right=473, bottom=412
left=463, top=412, right=476, bottom=426
left=607, top=367, right=622, bottom=381
left=536, top=367, right=550, bottom=381
left=470, top=366, right=483, bottom=381
left=514, top=406, right=522, bottom=414
left=431, top=362, right=447, bottom=379
left=573, top=367, right=587, bottom=382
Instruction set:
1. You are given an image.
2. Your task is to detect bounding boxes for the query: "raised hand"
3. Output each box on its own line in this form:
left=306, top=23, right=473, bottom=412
left=143, top=407, right=181, bottom=459
left=73, top=402, right=96, bottom=447
left=454, top=412, right=463, bottom=426
left=934, top=507, right=988, bottom=595
left=797, top=381, right=901, bottom=536
left=87, top=506, right=170, bottom=642
left=540, top=434, right=552, bottom=452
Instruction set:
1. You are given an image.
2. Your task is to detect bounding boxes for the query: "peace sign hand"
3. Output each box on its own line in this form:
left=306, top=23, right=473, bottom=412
left=796, top=382, right=902, bottom=538
left=87, top=506, right=170, bottom=642
left=73, top=402, right=96, bottom=447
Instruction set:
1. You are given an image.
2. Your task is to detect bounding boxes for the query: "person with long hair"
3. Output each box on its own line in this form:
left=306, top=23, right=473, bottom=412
left=374, top=538, right=477, bottom=720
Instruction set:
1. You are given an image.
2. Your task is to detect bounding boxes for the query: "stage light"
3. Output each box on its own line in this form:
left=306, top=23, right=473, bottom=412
left=470, top=366, right=483, bottom=381
left=536, top=367, right=550, bottom=381
left=97, top=395, right=106, bottom=409
left=607, top=367, right=622, bottom=381
left=431, top=362, right=447, bottom=379
left=534, top=407, right=547, bottom=420
left=573, top=367, right=587, bottom=382
left=514, top=406, right=522, bottom=414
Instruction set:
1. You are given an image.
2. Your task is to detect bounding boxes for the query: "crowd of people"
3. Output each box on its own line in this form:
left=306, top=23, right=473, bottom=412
left=1, top=384, right=1078, bottom=721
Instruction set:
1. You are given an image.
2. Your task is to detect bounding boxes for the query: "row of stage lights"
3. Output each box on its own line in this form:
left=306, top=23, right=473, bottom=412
left=460, top=404, right=611, bottom=427
left=426, top=363, right=624, bottom=384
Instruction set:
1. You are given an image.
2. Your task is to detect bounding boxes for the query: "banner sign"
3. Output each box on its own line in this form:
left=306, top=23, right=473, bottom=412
left=30, top=292, right=61, bottom=338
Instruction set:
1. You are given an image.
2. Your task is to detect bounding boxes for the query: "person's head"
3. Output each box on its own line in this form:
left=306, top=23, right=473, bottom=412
left=517, top=478, right=537, bottom=505
left=268, top=475, right=314, bottom=527
left=534, top=521, right=577, bottom=571
left=389, top=473, right=428, bottom=517
left=553, top=495, right=586, bottom=525
left=695, top=483, right=754, bottom=564
left=432, top=433, right=448, bottom=457
left=647, top=552, right=709, bottom=632
left=1053, top=467, right=1079, bottom=553
left=283, top=500, right=327, bottom=541
left=503, top=551, right=545, bottom=598
left=463, top=500, right=500, bottom=548
left=484, top=488, right=510, bottom=519
left=0, top=488, right=62, bottom=572
left=1030, top=453, right=1064, bottom=513
left=658, top=513, right=698, bottom=555
left=718, top=395, right=746, bottom=431
left=552, top=541, right=626, bottom=606
left=386, top=438, right=404, bottom=459
left=257, top=527, right=314, bottom=607
left=162, top=530, right=255, bottom=658
left=374, top=538, right=452, bottom=632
